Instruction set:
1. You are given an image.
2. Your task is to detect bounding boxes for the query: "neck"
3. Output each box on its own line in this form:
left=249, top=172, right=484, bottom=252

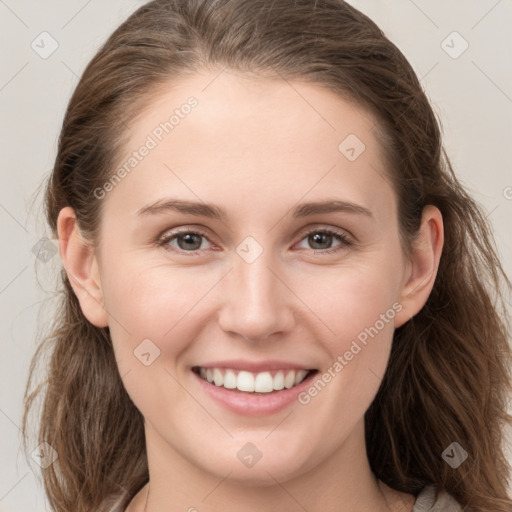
left=129, top=418, right=414, bottom=512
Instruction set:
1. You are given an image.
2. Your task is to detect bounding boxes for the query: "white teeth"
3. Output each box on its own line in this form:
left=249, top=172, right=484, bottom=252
left=237, top=371, right=254, bottom=392
left=197, top=367, right=311, bottom=393
left=273, top=371, right=285, bottom=390
left=223, top=369, right=237, bottom=389
left=213, top=368, right=224, bottom=386
left=254, top=372, right=274, bottom=393
left=294, top=370, right=308, bottom=386
left=284, top=371, right=295, bottom=389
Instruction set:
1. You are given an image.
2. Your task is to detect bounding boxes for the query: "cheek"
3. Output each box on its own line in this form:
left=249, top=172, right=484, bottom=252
left=293, top=259, right=400, bottom=403
left=101, top=263, right=201, bottom=368
left=295, top=259, right=400, bottom=340
left=295, top=276, right=398, bottom=434
left=102, top=266, right=206, bottom=419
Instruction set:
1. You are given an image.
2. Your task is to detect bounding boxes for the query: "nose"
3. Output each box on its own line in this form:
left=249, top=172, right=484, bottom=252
left=217, top=248, right=295, bottom=343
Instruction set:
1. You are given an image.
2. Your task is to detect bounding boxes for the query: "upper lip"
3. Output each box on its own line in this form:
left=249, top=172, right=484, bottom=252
left=193, top=359, right=315, bottom=373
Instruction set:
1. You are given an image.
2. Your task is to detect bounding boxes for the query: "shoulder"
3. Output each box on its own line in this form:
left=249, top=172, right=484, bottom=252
left=412, top=485, right=463, bottom=511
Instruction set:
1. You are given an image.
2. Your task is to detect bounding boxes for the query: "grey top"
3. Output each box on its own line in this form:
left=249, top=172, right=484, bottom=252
left=413, top=485, right=463, bottom=511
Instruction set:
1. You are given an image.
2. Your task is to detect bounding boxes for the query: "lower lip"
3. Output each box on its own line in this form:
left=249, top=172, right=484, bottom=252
left=192, top=370, right=317, bottom=416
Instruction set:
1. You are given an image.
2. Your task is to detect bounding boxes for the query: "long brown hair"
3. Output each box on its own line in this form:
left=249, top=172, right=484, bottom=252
left=22, top=1, right=512, bottom=510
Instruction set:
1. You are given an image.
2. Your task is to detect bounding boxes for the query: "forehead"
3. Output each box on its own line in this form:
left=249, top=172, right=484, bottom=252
left=102, top=69, right=394, bottom=224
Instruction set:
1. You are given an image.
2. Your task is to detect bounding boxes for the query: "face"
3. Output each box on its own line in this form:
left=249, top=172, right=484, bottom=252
left=75, top=70, right=419, bottom=485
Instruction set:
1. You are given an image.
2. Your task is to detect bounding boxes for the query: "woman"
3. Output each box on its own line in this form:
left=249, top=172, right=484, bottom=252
left=23, top=1, right=512, bottom=511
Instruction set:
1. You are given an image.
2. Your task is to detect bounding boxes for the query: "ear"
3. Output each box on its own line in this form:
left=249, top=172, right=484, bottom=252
left=394, top=205, right=444, bottom=328
left=56, top=206, right=109, bottom=328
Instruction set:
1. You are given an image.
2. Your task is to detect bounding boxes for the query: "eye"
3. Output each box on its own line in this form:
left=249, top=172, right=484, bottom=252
left=157, top=227, right=352, bottom=256
left=296, top=228, right=352, bottom=254
left=158, top=229, right=213, bottom=253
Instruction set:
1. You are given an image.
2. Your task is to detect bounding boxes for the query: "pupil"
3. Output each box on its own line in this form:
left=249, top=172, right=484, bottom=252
left=310, top=232, right=332, bottom=249
left=179, top=233, right=201, bottom=250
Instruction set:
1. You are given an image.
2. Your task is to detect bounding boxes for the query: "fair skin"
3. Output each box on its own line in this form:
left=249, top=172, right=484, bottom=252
left=57, top=69, right=443, bottom=511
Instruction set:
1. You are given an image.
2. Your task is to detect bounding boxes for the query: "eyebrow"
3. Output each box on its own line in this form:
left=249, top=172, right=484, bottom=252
left=137, top=198, right=373, bottom=220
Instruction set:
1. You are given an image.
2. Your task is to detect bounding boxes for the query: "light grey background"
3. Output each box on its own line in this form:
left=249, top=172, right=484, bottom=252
left=1, top=1, right=511, bottom=510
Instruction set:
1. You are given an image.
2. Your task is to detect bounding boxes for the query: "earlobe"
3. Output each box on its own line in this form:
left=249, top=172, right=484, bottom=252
left=56, top=206, right=109, bottom=328
left=394, top=205, right=444, bottom=328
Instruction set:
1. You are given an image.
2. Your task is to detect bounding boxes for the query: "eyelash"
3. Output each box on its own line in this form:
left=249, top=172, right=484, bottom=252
left=156, top=227, right=353, bottom=256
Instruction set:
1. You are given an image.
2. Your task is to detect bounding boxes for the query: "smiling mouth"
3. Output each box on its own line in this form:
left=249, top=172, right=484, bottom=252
left=192, top=366, right=318, bottom=394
